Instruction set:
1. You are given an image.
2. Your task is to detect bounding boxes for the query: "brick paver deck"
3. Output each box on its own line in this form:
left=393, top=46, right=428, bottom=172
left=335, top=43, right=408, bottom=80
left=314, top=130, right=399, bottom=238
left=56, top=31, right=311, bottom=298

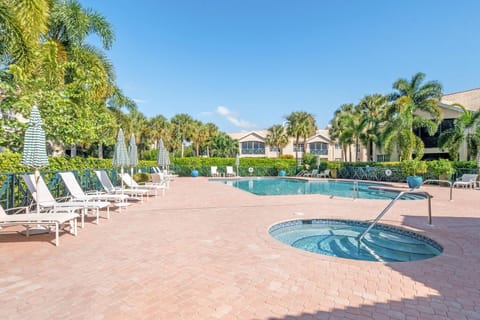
left=1, top=177, right=479, bottom=319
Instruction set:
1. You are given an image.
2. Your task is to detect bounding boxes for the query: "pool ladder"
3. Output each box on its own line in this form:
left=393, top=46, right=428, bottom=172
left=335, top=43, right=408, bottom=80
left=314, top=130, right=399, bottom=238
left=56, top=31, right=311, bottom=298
left=357, top=188, right=433, bottom=245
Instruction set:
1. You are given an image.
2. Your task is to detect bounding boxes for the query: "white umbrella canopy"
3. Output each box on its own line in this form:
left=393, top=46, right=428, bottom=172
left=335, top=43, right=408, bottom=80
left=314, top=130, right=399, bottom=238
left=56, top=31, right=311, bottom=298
left=235, top=153, right=240, bottom=176
left=128, top=133, right=138, bottom=177
left=157, top=138, right=170, bottom=170
left=113, top=128, right=130, bottom=190
left=21, top=106, right=49, bottom=169
left=21, top=105, right=49, bottom=214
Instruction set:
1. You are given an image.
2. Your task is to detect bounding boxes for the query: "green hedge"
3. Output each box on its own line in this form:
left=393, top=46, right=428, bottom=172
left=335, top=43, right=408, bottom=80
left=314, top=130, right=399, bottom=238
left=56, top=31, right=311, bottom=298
left=0, top=151, right=157, bottom=174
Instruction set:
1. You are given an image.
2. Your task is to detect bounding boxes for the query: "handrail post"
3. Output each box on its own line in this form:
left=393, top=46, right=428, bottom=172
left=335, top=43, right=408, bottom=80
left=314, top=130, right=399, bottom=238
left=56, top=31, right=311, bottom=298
left=358, top=188, right=433, bottom=246
left=428, top=194, right=432, bottom=225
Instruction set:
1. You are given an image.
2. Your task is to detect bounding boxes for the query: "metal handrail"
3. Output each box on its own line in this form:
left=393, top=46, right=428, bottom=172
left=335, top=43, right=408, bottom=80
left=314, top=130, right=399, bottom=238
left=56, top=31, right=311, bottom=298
left=422, top=179, right=453, bottom=201
left=357, top=188, right=433, bottom=244
left=352, top=180, right=358, bottom=200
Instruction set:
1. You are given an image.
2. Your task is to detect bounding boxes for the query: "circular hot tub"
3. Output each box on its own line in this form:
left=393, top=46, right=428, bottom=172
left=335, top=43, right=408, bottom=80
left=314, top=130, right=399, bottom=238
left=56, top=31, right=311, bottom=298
left=269, top=219, right=442, bottom=262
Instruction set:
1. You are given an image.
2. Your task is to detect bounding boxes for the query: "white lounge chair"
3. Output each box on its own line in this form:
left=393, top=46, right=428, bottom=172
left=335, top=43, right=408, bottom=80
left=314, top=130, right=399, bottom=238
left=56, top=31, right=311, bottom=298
left=318, top=169, right=330, bottom=178
left=305, top=169, right=319, bottom=177
left=226, top=166, right=236, bottom=177
left=59, top=172, right=130, bottom=208
left=211, top=166, right=219, bottom=177
left=95, top=170, right=146, bottom=202
left=23, top=174, right=110, bottom=228
left=453, top=174, right=478, bottom=189
left=119, top=172, right=165, bottom=197
left=0, top=204, right=78, bottom=246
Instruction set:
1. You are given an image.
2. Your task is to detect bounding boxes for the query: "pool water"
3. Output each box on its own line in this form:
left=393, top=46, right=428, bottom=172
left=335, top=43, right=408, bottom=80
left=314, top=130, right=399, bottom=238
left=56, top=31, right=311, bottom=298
left=269, top=219, right=442, bottom=262
left=216, top=178, right=423, bottom=200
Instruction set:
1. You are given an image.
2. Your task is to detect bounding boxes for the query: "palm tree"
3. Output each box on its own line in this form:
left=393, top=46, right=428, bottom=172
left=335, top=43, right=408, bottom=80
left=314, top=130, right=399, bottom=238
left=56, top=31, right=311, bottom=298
left=265, top=124, right=288, bottom=156
left=0, top=0, right=49, bottom=69
left=171, top=113, right=195, bottom=157
left=358, top=94, right=388, bottom=161
left=383, top=72, right=443, bottom=160
left=285, top=111, right=317, bottom=163
left=329, top=104, right=356, bottom=162
left=438, top=104, right=480, bottom=160
left=190, top=121, right=211, bottom=156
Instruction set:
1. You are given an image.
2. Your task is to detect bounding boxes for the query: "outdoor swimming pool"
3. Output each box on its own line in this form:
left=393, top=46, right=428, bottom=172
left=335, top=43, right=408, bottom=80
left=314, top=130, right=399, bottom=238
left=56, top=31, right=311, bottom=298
left=214, top=178, right=423, bottom=200
left=269, top=219, right=442, bottom=262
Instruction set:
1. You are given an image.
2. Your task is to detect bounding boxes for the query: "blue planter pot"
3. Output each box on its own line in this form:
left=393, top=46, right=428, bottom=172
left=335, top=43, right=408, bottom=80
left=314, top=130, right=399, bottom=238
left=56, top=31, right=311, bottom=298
left=406, top=176, right=423, bottom=188
left=191, top=170, right=199, bottom=177
left=278, top=170, right=286, bottom=177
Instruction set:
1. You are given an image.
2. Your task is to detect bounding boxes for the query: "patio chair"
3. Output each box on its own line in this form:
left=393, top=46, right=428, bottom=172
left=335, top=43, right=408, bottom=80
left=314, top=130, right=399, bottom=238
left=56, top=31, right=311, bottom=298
left=226, top=166, right=236, bottom=177
left=305, top=169, right=319, bottom=177
left=211, top=166, right=219, bottom=177
left=453, top=174, right=478, bottom=189
left=95, top=170, right=146, bottom=202
left=58, top=172, right=130, bottom=208
left=150, top=171, right=171, bottom=189
left=318, top=169, right=330, bottom=178
left=23, top=174, right=110, bottom=228
left=0, top=204, right=78, bottom=246
left=119, top=172, right=165, bottom=197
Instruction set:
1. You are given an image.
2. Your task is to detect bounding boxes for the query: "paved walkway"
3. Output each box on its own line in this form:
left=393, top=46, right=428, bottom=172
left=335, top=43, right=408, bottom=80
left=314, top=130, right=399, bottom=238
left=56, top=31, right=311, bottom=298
left=1, top=178, right=479, bottom=319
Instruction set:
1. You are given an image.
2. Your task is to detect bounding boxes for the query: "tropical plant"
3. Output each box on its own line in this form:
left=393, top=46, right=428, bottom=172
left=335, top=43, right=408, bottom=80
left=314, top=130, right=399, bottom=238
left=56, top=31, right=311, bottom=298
left=401, top=159, right=427, bottom=176
left=383, top=72, right=443, bottom=160
left=208, top=133, right=239, bottom=158
left=428, top=159, right=455, bottom=179
left=265, top=124, right=288, bottom=156
left=438, top=104, right=480, bottom=160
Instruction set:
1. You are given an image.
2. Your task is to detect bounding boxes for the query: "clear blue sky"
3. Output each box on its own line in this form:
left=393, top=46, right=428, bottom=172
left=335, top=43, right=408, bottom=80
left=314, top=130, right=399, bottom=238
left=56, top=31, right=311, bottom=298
left=79, top=0, right=480, bottom=133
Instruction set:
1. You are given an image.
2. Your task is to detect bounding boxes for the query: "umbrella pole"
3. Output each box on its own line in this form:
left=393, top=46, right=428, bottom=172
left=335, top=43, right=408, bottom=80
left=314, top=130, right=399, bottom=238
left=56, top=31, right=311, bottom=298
left=35, top=169, right=40, bottom=215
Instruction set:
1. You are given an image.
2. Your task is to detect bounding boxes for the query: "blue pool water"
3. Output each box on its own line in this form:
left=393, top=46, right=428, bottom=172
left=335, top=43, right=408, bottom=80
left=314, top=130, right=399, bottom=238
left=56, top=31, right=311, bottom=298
left=215, top=178, right=423, bottom=200
left=269, top=219, right=442, bottom=262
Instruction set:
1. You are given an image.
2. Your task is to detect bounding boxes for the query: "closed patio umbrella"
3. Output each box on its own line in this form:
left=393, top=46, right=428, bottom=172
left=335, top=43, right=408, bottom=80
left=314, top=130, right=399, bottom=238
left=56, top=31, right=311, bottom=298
left=113, top=128, right=130, bottom=191
left=21, top=105, right=49, bottom=214
left=235, top=153, right=240, bottom=176
left=157, top=138, right=170, bottom=170
left=128, top=133, right=138, bottom=178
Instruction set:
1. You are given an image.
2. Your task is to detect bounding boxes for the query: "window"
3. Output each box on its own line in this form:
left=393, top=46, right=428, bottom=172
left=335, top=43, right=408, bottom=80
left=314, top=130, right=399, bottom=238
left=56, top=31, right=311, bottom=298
left=335, top=144, right=342, bottom=150
left=269, top=146, right=280, bottom=152
left=377, top=154, right=390, bottom=162
left=241, top=141, right=265, bottom=154
left=293, top=144, right=304, bottom=152
left=309, top=142, right=328, bottom=155
left=413, top=119, right=454, bottom=148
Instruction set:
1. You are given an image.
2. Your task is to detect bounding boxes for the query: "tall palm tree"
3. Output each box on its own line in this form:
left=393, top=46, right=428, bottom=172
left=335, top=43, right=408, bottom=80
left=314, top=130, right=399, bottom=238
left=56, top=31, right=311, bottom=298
left=171, top=113, right=195, bottom=157
left=285, top=111, right=317, bottom=163
left=383, top=72, right=443, bottom=160
left=358, top=94, right=388, bottom=161
left=191, top=121, right=211, bottom=156
left=265, top=124, right=289, bottom=156
left=329, top=104, right=357, bottom=161
left=438, top=104, right=480, bottom=160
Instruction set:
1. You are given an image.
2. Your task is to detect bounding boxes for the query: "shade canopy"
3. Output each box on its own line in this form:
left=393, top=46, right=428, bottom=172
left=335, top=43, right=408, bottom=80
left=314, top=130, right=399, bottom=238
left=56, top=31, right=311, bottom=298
left=113, top=128, right=130, bottom=167
left=128, top=133, right=138, bottom=167
left=157, top=138, right=170, bottom=168
left=21, top=106, right=49, bottom=169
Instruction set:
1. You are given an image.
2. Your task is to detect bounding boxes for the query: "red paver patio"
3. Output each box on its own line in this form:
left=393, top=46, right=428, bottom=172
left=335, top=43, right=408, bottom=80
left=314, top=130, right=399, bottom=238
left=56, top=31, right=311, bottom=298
left=1, top=177, right=479, bottom=319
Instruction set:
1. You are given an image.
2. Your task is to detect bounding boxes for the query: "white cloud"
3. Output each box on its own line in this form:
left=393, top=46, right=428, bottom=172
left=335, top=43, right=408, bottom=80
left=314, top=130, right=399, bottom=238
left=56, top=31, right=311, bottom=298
left=132, top=98, right=148, bottom=104
left=215, top=106, right=256, bottom=129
